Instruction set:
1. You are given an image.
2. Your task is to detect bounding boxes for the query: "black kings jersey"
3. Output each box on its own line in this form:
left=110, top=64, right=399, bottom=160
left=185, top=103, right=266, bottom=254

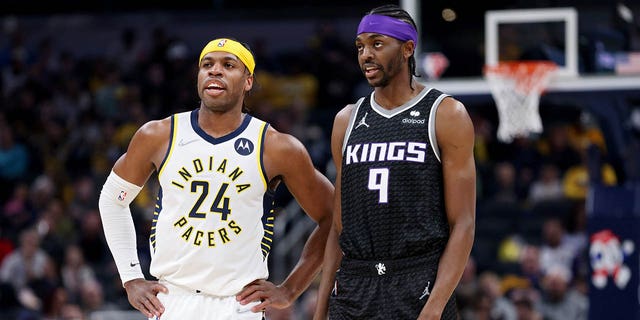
left=340, top=87, right=450, bottom=260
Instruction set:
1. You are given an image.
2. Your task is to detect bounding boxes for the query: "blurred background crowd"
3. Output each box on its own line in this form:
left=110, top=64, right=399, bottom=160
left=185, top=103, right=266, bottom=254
left=1, top=1, right=640, bottom=319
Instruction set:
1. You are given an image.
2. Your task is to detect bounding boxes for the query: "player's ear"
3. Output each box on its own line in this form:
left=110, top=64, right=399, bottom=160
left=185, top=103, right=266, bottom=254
left=245, top=74, right=254, bottom=92
left=403, top=40, right=416, bottom=59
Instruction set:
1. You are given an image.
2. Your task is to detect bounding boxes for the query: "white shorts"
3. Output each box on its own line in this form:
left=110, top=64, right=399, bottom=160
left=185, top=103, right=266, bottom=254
left=150, top=281, right=264, bottom=320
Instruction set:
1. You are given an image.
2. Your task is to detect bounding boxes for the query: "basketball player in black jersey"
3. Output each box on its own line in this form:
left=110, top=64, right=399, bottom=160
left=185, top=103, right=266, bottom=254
left=314, top=4, right=476, bottom=320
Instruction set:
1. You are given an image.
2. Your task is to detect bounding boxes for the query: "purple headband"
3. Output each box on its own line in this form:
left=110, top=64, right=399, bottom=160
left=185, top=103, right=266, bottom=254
left=357, top=14, right=418, bottom=46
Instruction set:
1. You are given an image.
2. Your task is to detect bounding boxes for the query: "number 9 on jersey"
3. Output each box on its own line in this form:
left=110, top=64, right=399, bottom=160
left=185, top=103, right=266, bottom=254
left=368, top=168, right=389, bottom=203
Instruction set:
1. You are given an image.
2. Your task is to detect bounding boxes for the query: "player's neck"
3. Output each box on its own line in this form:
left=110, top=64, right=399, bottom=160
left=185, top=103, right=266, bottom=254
left=197, top=108, right=246, bottom=138
left=373, top=78, right=425, bottom=110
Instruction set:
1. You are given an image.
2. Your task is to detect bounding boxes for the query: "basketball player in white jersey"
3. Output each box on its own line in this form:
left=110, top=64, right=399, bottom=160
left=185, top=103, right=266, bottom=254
left=98, top=38, right=333, bottom=319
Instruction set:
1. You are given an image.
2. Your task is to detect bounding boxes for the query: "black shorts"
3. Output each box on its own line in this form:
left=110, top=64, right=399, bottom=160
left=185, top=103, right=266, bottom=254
left=328, top=253, right=458, bottom=320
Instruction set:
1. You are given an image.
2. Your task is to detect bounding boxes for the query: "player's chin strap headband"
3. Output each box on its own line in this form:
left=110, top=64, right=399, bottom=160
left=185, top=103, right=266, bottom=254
left=357, top=14, right=418, bottom=48
left=199, top=38, right=256, bottom=75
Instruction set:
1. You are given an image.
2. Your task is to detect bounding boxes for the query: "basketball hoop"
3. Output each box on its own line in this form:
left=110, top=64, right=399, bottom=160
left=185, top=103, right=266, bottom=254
left=484, top=61, right=557, bottom=143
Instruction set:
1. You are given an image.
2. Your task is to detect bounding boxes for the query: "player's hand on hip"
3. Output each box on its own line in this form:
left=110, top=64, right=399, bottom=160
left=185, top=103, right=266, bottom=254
left=236, top=279, right=292, bottom=312
left=123, top=278, right=168, bottom=318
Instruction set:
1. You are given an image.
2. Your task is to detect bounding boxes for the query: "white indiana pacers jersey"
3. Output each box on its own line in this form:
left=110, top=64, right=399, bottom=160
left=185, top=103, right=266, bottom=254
left=150, top=109, right=274, bottom=296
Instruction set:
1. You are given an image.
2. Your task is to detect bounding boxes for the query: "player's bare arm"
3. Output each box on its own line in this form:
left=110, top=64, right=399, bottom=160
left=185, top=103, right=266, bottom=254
left=109, top=117, right=172, bottom=318
left=237, top=126, right=334, bottom=311
left=112, top=117, right=172, bottom=185
left=419, top=97, right=476, bottom=320
left=313, top=104, right=353, bottom=320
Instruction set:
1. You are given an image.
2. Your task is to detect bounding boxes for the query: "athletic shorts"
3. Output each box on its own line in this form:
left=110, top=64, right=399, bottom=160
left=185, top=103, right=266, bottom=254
left=328, top=253, right=458, bottom=320
left=150, top=281, right=265, bottom=320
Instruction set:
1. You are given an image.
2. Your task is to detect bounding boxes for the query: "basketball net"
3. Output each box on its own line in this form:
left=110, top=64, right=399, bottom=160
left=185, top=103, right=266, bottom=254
left=484, top=61, right=557, bottom=143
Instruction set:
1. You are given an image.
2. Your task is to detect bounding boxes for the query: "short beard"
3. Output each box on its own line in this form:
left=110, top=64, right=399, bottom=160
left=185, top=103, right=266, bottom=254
left=368, top=53, right=404, bottom=88
left=369, top=74, right=390, bottom=87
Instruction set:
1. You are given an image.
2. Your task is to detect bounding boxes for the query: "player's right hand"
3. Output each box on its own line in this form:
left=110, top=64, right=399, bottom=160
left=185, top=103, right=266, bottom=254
left=123, top=278, right=168, bottom=318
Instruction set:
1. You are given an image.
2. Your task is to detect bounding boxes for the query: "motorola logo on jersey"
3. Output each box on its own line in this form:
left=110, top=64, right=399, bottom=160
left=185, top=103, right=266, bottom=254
left=344, top=142, right=427, bottom=165
left=234, top=138, right=254, bottom=156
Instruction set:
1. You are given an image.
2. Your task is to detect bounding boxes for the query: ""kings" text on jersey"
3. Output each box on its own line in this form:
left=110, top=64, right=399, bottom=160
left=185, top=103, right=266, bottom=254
left=344, top=142, right=427, bottom=165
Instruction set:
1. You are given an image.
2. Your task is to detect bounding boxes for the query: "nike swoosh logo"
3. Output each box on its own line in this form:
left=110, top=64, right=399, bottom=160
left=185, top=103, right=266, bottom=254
left=178, top=138, right=199, bottom=146
left=130, top=262, right=140, bottom=267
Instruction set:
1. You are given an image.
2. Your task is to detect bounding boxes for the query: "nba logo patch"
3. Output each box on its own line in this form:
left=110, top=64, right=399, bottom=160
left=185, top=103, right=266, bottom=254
left=217, top=39, right=227, bottom=47
left=117, top=190, right=127, bottom=201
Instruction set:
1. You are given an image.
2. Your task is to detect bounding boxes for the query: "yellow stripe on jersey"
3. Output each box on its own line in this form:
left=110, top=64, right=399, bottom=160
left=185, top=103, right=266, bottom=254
left=261, top=214, right=275, bottom=259
left=158, top=115, right=179, bottom=178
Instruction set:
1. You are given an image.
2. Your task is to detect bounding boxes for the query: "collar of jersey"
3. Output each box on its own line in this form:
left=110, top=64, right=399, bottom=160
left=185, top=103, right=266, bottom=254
left=190, top=108, right=252, bottom=144
left=370, top=86, right=431, bottom=119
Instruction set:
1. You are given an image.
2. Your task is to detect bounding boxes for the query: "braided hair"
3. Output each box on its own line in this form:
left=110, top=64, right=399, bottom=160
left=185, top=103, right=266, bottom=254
left=366, top=4, right=421, bottom=90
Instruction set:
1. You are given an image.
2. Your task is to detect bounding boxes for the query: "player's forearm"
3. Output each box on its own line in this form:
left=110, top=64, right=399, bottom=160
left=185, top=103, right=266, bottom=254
left=280, top=216, right=330, bottom=301
left=98, top=171, right=145, bottom=284
left=313, top=225, right=342, bottom=320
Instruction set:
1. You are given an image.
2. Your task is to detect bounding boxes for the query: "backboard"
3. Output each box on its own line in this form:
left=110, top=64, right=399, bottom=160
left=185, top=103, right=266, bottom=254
left=485, top=7, right=578, bottom=78
left=416, top=6, right=640, bottom=95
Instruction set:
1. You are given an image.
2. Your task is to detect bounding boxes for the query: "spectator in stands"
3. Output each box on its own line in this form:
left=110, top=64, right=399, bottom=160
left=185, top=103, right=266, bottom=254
left=528, top=163, right=564, bottom=205
left=510, top=288, right=542, bottom=320
left=539, top=218, right=578, bottom=277
left=1, top=42, right=30, bottom=99
left=486, top=161, right=519, bottom=205
left=34, top=199, right=69, bottom=267
left=93, top=65, right=125, bottom=122
left=307, top=21, right=360, bottom=112
left=511, top=137, right=544, bottom=200
left=476, top=271, right=517, bottom=320
left=539, top=124, right=581, bottom=174
left=58, top=303, right=85, bottom=320
left=567, top=112, right=607, bottom=154
left=79, top=280, right=119, bottom=317
left=563, top=202, right=589, bottom=280
left=563, top=143, right=617, bottom=200
left=77, top=209, right=112, bottom=271
left=61, top=244, right=97, bottom=303
left=41, top=285, right=71, bottom=320
left=519, top=245, right=544, bottom=290
left=2, top=182, right=32, bottom=241
left=67, top=176, right=100, bottom=222
left=28, top=175, right=56, bottom=218
left=139, top=62, right=171, bottom=119
left=0, top=228, right=54, bottom=318
left=0, top=228, right=51, bottom=292
left=0, top=122, right=30, bottom=202
left=536, top=264, right=588, bottom=320
left=460, top=289, right=492, bottom=320
left=107, top=27, right=146, bottom=81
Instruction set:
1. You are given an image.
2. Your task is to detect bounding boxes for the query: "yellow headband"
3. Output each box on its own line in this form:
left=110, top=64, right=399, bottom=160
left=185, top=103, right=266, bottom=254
left=199, top=38, right=255, bottom=75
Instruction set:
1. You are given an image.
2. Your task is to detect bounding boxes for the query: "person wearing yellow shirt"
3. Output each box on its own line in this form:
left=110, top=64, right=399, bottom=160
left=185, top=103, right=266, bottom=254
left=562, top=144, right=617, bottom=200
